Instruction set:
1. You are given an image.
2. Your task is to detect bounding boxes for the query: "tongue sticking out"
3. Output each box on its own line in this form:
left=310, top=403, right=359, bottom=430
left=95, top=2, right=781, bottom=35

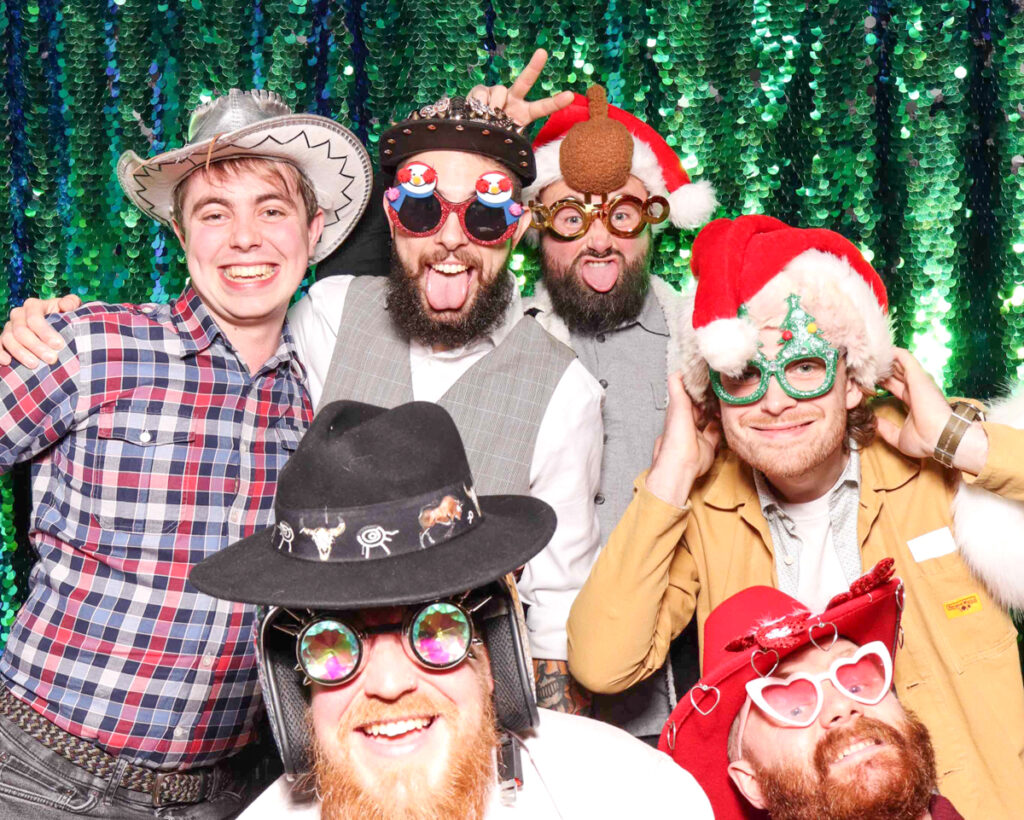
left=581, top=260, right=619, bottom=293
left=425, top=268, right=472, bottom=311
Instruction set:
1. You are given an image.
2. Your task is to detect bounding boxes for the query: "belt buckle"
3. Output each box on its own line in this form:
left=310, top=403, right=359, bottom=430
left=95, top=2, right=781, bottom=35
left=151, top=769, right=204, bottom=807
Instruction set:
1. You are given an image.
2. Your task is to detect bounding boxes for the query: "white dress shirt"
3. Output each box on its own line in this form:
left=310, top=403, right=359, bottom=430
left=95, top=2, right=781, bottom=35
left=288, top=276, right=604, bottom=660
left=241, top=708, right=714, bottom=819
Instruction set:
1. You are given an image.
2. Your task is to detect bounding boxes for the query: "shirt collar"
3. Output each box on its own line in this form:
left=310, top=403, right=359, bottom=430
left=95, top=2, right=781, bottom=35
left=754, top=448, right=861, bottom=516
left=408, top=273, right=524, bottom=360
left=170, top=286, right=306, bottom=380
left=171, top=287, right=224, bottom=357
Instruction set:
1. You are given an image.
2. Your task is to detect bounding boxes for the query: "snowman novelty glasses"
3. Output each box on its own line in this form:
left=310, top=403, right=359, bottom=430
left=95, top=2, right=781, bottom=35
left=385, top=162, right=524, bottom=246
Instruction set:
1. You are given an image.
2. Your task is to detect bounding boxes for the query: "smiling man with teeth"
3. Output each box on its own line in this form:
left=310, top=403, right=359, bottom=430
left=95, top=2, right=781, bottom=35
left=662, top=560, right=960, bottom=820
left=188, top=400, right=712, bottom=820
left=288, top=53, right=606, bottom=719
left=0, top=90, right=372, bottom=816
left=569, top=214, right=1024, bottom=818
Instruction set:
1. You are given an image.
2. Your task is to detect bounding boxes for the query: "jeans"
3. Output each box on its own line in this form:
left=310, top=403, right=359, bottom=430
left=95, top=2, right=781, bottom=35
left=0, top=707, right=280, bottom=819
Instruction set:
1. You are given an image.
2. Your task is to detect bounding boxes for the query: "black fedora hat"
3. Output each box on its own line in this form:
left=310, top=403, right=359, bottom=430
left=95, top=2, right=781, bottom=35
left=189, top=400, right=556, bottom=609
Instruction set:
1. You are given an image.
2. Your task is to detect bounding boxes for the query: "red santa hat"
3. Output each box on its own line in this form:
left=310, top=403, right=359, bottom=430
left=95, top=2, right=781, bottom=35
left=675, top=214, right=894, bottom=400
left=523, top=88, right=716, bottom=230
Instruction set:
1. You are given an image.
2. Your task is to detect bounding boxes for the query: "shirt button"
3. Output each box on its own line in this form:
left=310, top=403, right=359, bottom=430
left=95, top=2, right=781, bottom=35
left=784, top=555, right=795, bottom=566
left=229, top=510, right=241, bottom=524
left=599, top=379, right=608, bottom=389
left=201, top=654, right=214, bottom=668
left=596, top=333, right=606, bottom=343
left=138, top=431, right=152, bottom=443
left=595, top=494, right=605, bottom=505
left=173, top=727, right=187, bottom=739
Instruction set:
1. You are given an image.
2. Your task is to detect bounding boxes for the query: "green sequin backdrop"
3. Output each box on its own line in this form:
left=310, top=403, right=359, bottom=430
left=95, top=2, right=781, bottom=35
left=2, top=1, right=1024, bottom=646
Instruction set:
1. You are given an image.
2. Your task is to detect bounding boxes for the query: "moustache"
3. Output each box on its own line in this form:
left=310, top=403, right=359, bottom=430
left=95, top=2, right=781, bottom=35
left=744, top=413, right=821, bottom=429
left=415, top=248, right=484, bottom=275
left=573, top=247, right=624, bottom=263
left=813, top=716, right=905, bottom=779
left=337, top=691, right=458, bottom=739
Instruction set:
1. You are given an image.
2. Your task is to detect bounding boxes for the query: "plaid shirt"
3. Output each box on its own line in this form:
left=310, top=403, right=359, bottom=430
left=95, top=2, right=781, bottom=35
left=0, top=288, right=311, bottom=770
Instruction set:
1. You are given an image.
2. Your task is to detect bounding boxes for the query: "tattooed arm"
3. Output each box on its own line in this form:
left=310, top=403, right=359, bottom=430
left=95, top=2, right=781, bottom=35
left=533, top=659, right=593, bottom=716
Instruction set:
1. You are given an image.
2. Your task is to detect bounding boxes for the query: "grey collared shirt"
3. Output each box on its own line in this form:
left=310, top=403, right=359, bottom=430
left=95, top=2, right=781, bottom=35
left=754, top=448, right=863, bottom=597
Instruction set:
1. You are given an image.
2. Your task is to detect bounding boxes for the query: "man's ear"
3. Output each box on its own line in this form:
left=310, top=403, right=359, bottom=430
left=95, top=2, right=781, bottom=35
left=171, top=219, right=187, bottom=248
left=510, top=205, right=532, bottom=249
left=727, top=758, right=768, bottom=810
left=306, top=208, right=326, bottom=256
left=845, top=376, right=866, bottom=411
left=383, top=193, right=397, bottom=241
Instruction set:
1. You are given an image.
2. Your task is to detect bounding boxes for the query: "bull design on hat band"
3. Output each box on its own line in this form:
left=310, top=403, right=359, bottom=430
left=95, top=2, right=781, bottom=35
left=275, top=481, right=482, bottom=563
left=710, top=293, right=840, bottom=406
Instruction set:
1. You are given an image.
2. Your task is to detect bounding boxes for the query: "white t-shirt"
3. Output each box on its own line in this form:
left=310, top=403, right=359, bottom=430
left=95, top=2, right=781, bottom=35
left=288, top=277, right=604, bottom=661
left=780, top=493, right=849, bottom=614
left=240, top=709, right=712, bottom=819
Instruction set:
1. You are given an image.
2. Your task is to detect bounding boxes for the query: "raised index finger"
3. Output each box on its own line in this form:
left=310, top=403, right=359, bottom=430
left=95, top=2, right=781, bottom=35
left=508, top=49, right=550, bottom=101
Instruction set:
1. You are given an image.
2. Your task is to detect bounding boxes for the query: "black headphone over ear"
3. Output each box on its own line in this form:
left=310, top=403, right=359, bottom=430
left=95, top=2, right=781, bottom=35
left=256, top=575, right=539, bottom=780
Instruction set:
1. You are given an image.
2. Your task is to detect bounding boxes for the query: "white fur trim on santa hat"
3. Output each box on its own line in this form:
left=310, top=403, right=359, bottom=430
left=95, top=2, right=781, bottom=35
left=743, top=249, right=895, bottom=391
left=952, top=388, right=1024, bottom=608
left=523, top=137, right=716, bottom=232
left=673, top=248, right=894, bottom=401
left=523, top=137, right=566, bottom=204
left=668, top=179, right=717, bottom=230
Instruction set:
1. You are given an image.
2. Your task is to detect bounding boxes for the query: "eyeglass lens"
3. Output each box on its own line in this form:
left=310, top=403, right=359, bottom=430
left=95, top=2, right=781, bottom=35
left=718, top=357, right=830, bottom=400
left=297, top=601, right=474, bottom=685
left=760, top=651, right=889, bottom=723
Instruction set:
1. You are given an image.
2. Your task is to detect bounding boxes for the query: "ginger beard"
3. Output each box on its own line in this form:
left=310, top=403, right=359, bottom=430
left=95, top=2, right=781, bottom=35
left=386, top=243, right=514, bottom=350
left=311, top=663, right=499, bottom=820
left=540, top=241, right=652, bottom=335
left=750, top=713, right=936, bottom=820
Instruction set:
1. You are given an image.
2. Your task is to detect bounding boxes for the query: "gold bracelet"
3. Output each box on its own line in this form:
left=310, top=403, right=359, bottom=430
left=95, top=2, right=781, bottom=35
left=933, top=401, right=984, bottom=468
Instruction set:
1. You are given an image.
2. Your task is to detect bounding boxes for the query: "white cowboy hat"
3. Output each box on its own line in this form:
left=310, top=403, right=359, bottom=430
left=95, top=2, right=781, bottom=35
left=117, top=89, right=372, bottom=263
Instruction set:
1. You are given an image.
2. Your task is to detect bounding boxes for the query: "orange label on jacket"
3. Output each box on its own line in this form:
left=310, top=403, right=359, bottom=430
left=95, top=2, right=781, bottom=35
left=944, top=594, right=982, bottom=618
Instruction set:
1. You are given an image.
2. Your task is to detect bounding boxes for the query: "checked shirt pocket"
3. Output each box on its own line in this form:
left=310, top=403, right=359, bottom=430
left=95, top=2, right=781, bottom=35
left=85, top=403, right=196, bottom=535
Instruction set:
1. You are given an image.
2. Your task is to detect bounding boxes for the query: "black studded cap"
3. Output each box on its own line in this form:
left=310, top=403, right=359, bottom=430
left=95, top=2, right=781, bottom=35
left=379, top=96, right=536, bottom=185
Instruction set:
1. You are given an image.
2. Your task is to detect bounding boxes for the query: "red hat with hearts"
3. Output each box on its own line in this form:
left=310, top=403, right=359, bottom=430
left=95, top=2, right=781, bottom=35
left=658, top=559, right=904, bottom=820
left=674, top=214, right=894, bottom=402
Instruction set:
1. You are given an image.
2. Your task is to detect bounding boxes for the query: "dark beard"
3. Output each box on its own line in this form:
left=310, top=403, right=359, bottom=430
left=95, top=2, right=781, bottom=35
left=540, top=245, right=652, bottom=335
left=752, top=713, right=937, bottom=820
left=386, top=244, right=514, bottom=349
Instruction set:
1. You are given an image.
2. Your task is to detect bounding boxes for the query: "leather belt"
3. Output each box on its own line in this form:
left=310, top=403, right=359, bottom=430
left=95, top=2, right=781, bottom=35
left=0, top=686, right=218, bottom=806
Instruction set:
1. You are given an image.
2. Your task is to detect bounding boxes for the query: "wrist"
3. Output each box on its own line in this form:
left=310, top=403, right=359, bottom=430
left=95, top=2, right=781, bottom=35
left=933, top=401, right=985, bottom=469
left=645, top=459, right=698, bottom=508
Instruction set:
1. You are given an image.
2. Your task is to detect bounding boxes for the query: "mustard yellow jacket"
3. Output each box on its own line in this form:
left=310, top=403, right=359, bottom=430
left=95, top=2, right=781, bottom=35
left=568, top=421, right=1024, bottom=819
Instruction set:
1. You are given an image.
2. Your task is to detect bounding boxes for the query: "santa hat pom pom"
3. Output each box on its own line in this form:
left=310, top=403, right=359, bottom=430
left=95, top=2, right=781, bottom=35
left=698, top=317, right=760, bottom=375
left=668, top=179, right=718, bottom=230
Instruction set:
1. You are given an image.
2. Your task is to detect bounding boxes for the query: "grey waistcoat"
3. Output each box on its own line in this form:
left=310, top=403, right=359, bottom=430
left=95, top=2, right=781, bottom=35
left=317, top=277, right=575, bottom=495
left=568, top=289, right=671, bottom=539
